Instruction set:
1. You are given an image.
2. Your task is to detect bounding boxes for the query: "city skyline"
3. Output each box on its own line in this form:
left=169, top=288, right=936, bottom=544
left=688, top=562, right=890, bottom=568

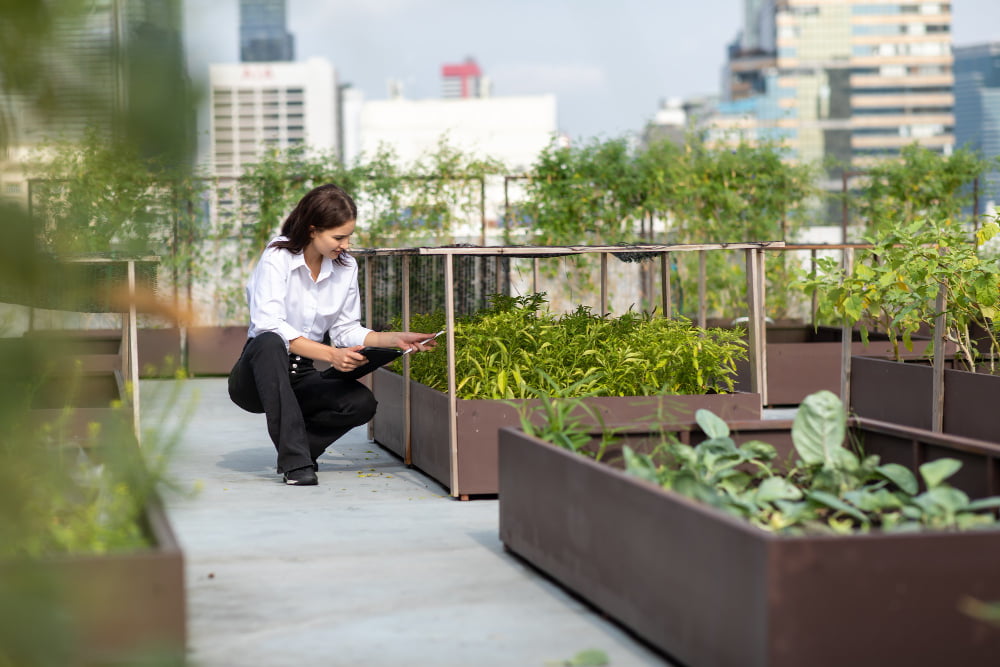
left=184, top=0, right=1000, bottom=142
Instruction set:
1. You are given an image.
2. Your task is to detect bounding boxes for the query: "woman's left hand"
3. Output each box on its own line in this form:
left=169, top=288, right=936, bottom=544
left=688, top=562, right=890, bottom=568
left=391, top=331, right=440, bottom=353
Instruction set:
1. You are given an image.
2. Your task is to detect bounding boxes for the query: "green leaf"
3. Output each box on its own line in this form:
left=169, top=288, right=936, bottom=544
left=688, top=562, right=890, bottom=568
left=756, top=476, right=803, bottom=504
left=919, top=458, right=963, bottom=489
left=792, top=390, right=846, bottom=467
left=966, top=496, right=1000, bottom=512
left=806, top=489, right=869, bottom=524
left=695, top=408, right=729, bottom=439
left=876, top=463, right=918, bottom=495
left=622, top=446, right=659, bottom=484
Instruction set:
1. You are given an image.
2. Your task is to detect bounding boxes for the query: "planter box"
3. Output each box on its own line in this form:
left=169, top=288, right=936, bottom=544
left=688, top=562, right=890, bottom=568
left=2, top=498, right=186, bottom=664
left=731, top=325, right=937, bottom=407
left=852, top=356, right=1000, bottom=442
left=499, top=418, right=1000, bottom=667
left=186, top=325, right=247, bottom=376
left=371, top=367, right=762, bottom=497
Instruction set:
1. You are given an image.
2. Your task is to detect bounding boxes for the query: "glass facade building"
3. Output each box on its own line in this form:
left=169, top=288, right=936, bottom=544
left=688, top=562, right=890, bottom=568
left=711, top=1, right=954, bottom=167
left=240, top=0, right=294, bottom=62
left=954, top=43, right=1000, bottom=214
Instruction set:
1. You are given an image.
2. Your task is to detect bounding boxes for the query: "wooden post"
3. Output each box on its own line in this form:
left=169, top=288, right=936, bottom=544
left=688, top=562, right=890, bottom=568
left=931, top=253, right=947, bottom=432
left=840, top=248, right=854, bottom=411
left=660, top=252, right=671, bottom=318
left=698, top=250, right=707, bottom=329
left=600, top=252, right=608, bottom=316
left=402, top=255, right=412, bottom=464
left=745, top=248, right=767, bottom=408
left=127, top=259, right=141, bottom=444
left=444, top=254, right=459, bottom=496
left=365, top=255, right=374, bottom=440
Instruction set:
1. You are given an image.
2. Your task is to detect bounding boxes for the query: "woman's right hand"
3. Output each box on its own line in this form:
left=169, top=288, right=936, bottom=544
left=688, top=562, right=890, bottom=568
left=328, top=345, right=367, bottom=373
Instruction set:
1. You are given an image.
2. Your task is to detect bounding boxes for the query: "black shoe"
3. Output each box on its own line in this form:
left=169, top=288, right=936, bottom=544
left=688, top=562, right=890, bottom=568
left=283, top=466, right=318, bottom=486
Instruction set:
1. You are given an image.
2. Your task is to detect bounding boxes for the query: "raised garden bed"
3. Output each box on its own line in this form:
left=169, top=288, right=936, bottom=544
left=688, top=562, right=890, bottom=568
left=852, top=355, right=1000, bottom=442
left=499, top=416, right=1000, bottom=667
left=728, top=324, right=938, bottom=407
left=186, top=325, right=247, bottom=376
left=2, top=497, right=186, bottom=664
left=371, top=367, right=761, bottom=497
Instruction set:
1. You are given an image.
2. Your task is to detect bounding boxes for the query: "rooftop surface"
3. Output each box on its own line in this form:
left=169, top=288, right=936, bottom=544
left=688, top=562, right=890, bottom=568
left=147, top=377, right=681, bottom=667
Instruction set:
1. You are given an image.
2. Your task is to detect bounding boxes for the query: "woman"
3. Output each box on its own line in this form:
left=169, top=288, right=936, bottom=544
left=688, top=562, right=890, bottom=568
left=228, top=183, right=436, bottom=486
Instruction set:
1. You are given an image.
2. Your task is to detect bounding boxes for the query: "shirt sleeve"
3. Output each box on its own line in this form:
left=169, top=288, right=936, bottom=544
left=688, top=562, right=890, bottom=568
left=326, top=260, right=372, bottom=348
left=247, top=250, right=303, bottom=350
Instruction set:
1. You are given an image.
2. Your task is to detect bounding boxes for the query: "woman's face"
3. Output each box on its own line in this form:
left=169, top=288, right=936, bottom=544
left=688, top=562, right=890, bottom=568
left=309, top=220, right=356, bottom=260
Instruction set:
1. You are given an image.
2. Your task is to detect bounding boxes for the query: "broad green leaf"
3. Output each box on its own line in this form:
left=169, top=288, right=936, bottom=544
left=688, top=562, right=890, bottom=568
left=967, top=496, right=1000, bottom=512
left=845, top=488, right=903, bottom=512
left=877, top=463, right=918, bottom=495
left=695, top=408, right=729, bottom=439
left=739, top=440, right=777, bottom=461
left=922, top=486, right=971, bottom=513
left=622, top=446, right=659, bottom=484
left=806, top=489, right=869, bottom=524
left=792, top=390, right=846, bottom=467
left=756, top=476, right=803, bottom=504
left=919, top=458, right=963, bottom=489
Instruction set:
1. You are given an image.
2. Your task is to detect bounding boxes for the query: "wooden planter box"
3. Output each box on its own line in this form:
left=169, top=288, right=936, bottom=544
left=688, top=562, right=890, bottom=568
left=370, top=367, right=762, bottom=497
left=851, top=356, right=1000, bottom=442
left=499, top=417, right=1000, bottom=667
left=2, top=498, right=186, bottom=664
left=730, top=325, right=936, bottom=407
left=186, top=325, right=247, bottom=376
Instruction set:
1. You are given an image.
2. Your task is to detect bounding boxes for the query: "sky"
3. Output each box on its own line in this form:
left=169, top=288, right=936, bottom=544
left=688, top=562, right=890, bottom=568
left=183, top=0, right=1000, bottom=142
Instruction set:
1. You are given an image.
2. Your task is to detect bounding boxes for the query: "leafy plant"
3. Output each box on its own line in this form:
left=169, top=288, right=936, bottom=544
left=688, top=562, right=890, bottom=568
left=621, top=390, right=1000, bottom=534
left=800, top=216, right=1000, bottom=370
left=394, top=292, right=747, bottom=399
left=510, top=370, right=620, bottom=462
left=855, top=144, right=991, bottom=231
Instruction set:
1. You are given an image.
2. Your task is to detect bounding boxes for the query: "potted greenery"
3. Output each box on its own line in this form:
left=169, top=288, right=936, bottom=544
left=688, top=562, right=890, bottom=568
left=371, top=292, right=759, bottom=497
left=499, top=390, right=1000, bottom=667
left=803, top=214, right=1000, bottom=439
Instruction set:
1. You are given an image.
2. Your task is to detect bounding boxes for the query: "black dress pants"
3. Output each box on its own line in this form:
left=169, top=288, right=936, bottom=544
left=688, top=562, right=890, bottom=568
left=227, top=332, right=378, bottom=473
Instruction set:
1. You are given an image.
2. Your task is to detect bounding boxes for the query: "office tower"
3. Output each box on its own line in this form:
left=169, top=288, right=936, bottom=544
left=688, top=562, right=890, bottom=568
left=240, top=0, right=294, bottom=62
left=209, top=58, right=338, bottom=178
left=709, top=0, right=954, bottom=168
left=441, top=58, right=484, bottom=99
left=1, top=0, right=191, bottom=200
left=954, top=43, right=1000, bottom=215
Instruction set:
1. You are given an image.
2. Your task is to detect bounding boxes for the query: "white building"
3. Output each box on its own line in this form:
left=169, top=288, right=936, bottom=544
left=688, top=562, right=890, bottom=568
left=208, top=57, right=339, bottom=177
left=355, top=94, right=558, bottom=174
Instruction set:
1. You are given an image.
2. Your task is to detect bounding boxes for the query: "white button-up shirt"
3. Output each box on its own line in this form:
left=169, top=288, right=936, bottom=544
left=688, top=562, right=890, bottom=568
left=246, top=237, right=372, bottom=351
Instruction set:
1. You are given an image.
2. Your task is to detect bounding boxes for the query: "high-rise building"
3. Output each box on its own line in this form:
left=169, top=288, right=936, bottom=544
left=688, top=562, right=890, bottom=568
left=1, top=0, right=192, bottom=201
left=707, top=0, right=955, bottom=168
left=209, top=58, right=339, bottom=178
left=240, top=0, right=294, bottom=62
left=441, top=58, right=485, bottom=99
left=954, top=42, right=1000, bottom=215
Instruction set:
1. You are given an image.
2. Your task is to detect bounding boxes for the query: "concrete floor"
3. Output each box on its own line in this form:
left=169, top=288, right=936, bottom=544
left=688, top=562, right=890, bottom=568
left=144, top=378, right=675, bottom=667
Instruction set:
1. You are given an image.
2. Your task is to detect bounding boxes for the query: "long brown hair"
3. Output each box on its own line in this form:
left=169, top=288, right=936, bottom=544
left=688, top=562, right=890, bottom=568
left=269, top=183, right=358, bottom=264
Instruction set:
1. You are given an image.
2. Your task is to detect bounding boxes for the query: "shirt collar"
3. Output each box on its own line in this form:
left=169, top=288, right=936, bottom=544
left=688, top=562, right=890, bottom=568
left=289, top=251, right=333, bottom=281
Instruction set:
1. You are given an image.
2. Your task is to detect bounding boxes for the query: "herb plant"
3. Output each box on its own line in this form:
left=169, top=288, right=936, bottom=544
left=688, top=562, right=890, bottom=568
left=800, top=216, right=1000, bottom=371
left=395, top=293, right=747, bottom=399
left=621, top=390, right=1000, bottom=535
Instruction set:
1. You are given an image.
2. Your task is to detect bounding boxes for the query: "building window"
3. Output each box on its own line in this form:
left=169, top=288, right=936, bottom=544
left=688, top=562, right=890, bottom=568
left=5, top=183, right=21, bottom=195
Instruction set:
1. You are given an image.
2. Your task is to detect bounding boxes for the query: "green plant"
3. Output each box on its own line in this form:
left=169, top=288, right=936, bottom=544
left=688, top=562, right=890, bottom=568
left=622, top=390, right=1000, bottom=534
left=801, top=216, right=1000, bottom=370
left=855, top=144, right=991, bottom=231
left=395, top=293, right=747, bottom=399
left=511, top=371, right=620, bottom=462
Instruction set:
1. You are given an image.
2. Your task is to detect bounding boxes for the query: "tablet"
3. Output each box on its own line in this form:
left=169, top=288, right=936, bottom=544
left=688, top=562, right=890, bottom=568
left=320, top=346, right=403, bottom=380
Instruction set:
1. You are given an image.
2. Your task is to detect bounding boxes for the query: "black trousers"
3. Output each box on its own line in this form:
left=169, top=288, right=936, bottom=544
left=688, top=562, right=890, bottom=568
left=227, top=332, right=378, bottom=473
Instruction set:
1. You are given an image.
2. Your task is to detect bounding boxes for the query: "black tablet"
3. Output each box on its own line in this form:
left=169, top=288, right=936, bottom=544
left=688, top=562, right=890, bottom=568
left=320, top=347, right=404, bottom=380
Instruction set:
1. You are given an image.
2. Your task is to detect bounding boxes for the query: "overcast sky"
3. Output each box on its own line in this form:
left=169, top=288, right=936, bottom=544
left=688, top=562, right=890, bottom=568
left=183, top=0, right=1000, bottom=141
